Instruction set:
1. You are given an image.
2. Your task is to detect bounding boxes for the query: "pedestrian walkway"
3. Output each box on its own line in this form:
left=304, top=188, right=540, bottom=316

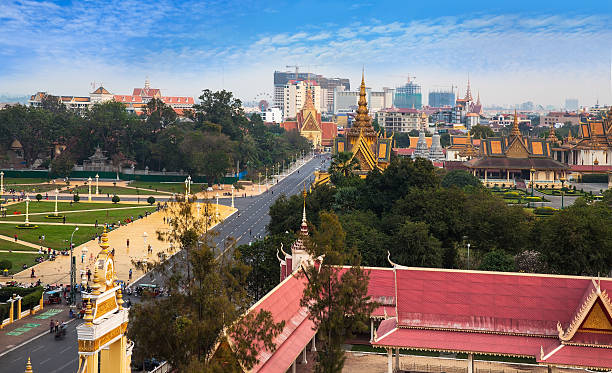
left=9, top=203, right=236, bottom=286
left=0, top=305, right=70, bottom=355
left=0, top=234, right=47, bottom=251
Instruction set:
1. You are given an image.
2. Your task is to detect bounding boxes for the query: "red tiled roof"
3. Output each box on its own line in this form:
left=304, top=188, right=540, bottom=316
left=133, top=88, right=161, bottom=97
left=569, top=165, right=612, bottom=172
left=281, top=121, right=298, bottom=132
left=541, top=344, right=612, bottom=369
left=114, top=95, right=143, bottom=103
left=321, top=121, right=337, bottom=141
left=161, top=96, right=194, bottom=104
left=393, top=148, right=414, bottom=156
left=374, top=326, right=549, bottom=357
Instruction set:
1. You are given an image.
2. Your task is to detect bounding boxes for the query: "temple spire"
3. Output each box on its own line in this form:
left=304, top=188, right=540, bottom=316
left=303, top=84, right=316, bottom=111
left=477, top=91, right=481, bottom=105
left=25, top=357, right=33, bottom=373
left=511, top=109, right=521, bottom=137
left=548, top=125, right=558, bottom=144
left=300, top=186, right=308, bottom=236
left=464, top=76, right=473, bottom=102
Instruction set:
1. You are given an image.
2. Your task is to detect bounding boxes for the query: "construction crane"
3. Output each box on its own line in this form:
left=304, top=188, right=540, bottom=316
left=286, top=65, right=303, bottom=80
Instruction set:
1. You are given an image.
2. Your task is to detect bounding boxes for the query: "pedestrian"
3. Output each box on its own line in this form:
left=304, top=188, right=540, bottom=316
left=62, top=216, right=66, bottom=224
left=14, top=234, right=17, bottom=242
left=129, top=268, right=132, bottom=280
left=31, top=268, right=35, bottom=278
left=95, top=220, right=98, bottom=228
left=126, top=239, right=129, bottom=249
left=50, top=320, right=54, bottom=334
left=54, top=320, right=59, bottom=333
left=87, top=269, right=92, bottom=282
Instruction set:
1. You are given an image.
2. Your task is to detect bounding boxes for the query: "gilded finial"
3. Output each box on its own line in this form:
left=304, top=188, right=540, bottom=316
left=99, top=227, right=109, bottom=253
left=84, top=299, right=94, bottom=326
left=25, top=357, right=33, bottom=373
left=116, top=284, right=124, bottom=309
left=511, top=109, right=521, bottom=137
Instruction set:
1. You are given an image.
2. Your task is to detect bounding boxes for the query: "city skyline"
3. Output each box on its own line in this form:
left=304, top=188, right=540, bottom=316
left=1, top=0, right=611, bottom=107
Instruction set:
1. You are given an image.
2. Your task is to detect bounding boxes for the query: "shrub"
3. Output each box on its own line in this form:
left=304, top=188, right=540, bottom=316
left=524, top=196, right=542, bottom=202
left=0, top=260, right=12, bottom=270
left=504, top=191, right=520, bottom=198
left=147, top=196, right=155, bottom=205
left=534, top=206, right=557, bottom=215
left=36, top=194, right=42, bottom=202
left=478, top=250, right=516, bottom=272
left=73, top=194, right=80, bottom=202
left=112, top=195, right=120, bottom=204
left=21, top=287, right=43, bottom=311
left=441, top=170, right=482, bottom=189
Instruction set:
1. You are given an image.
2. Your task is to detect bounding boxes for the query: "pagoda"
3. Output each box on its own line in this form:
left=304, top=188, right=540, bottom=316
left=428, top=129, right=445, bottom=162
left=333, top=71, right=392, bottom=176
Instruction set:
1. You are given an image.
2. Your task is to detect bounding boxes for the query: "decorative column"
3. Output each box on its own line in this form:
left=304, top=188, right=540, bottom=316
left=231, top=185, right=235, bottom=208
left=25, top=197, right=30, bottom=226
left=88, top=177, right=92, bottom=201
left=54, top=189, right=59, bottom=216
left=387, top=349, right=393, bottom=373
left=302, top=348, right=307, bottom=364
left=8, top=297, right=15, bottom=322
left=0, top=171, right=3, bottom=197
left=17, top=296, right=22, bottom=320
left=95, top=174, right=99, bottom=195
left=292, top=361, right=296, bottom=373
left=311, top=334, right=316, bottom=352
left=370, top=319, right=374, bottom=341
left=395, top=347, right=400, bottom=371
left=467, top=353, right=474, bottom=373
left=506, top=170, right=510, bottom=182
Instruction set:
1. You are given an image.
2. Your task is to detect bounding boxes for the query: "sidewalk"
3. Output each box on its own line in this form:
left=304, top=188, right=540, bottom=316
left=0, top=305, right=70, bottom=355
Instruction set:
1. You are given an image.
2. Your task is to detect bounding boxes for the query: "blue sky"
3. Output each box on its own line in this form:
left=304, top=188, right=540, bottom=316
left=1, top=0, right=611, bottom=107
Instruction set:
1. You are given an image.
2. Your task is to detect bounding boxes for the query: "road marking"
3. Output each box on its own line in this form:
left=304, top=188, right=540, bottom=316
left=50, top=357, right=77, bottom=373
left=31, top=345, right=44, bottom=352
left=59, top=346, right=72, bottom=354
left=39, top=357, right=51, bottom=364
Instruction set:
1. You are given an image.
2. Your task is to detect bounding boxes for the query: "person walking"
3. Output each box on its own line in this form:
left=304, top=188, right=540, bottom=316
left=49, top=320, right=54, bottom=334
left=126, top=239, right=129, bottom=249
left=62, top=216, right=66, bottom=224
left=129, top=268, right=132, bottom=280
left=54, top=320, right=59, bottom=333
left=14, top=234, right=17, bottom=242
left=87, top=269, right=92, bottom=282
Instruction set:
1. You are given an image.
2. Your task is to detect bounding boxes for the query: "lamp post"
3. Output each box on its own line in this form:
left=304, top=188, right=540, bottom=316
left=54, top=188, right=59, bottom=216
left=215, top=193, right=219, bottom=218
left=467, top=243, right=471, bottom=270
left=95, top=174, right=99, bottom=195
left=560, top=176, right=566, bottom=209
left=0, top=171, right=4, bottom=197
left=265, top=167, right=267, bottom=186
left=87, top=177, right=92, bottom=201
left=25, top=196, right=30, bottom=226
left=231, top=185, right=235, bottom=208
left=70, top=226, right=79, bottom=306
left=196, top=202, right=201, bottom=217
left=258, top=173, right=261, bottom=193
left=184, top=176, right=192, bottom=197
left=530, top=168, right=536, bottom=197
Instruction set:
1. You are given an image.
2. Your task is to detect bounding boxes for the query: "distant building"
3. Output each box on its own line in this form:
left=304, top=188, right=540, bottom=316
left=376, top=108, right=427, bottom=133
left=565, top=98, right=579, bottom=112
left=261, top=107, right=283, bottom=123
left=333, top=87, right=393, bottom=114
left=394, top=79, right=422, bottom=109
left=489, top=113, right=531, bottom=128
left=282, top=80, right=323, bottom=119
left=541, top=112, right=581, bottom=127
left=273, top=71, right=349, bottom=113
left=428, top=90, right=455, bottom=107
left=588, top=104, right=610, bottom=117
left=29, top=79, right=194, bottom=115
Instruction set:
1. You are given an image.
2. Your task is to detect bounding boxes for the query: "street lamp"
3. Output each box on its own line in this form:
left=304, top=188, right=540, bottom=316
left=258, top=172, right=262, bottom=193
left=0, top=171, right=4, bottom=197
left=25, top=196, right=30, bottom=226
left=185, top=175, right=192, bottom=197
left=467, top=243, right=471, bottom=270
left=560, top=176, right=566, bottom=209
left=95, top=174, right=99, bottom=195
left=215, top=193, right=219, bottom=218
left=530, top=168, right=536, bottom=197
left=54, top=188, right=59, bottom=216
left=70, top=226, right=79, bottom=306
left=231, top=185, right=235, bottom=208
left=87, top=177, right=92, bottom=201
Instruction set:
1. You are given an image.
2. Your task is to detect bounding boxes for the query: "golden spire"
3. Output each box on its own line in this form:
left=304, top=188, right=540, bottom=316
left=99, top=227, right=109, bottom=253
left=567, top=129, right=574, bottom=142
left=548, top=126, right=558, bottom=144
left=511, top=109, right=521, bottom=137
left=25, top=357, right=33, bottom=373
left=84, top=299, right=94, bottom=326
left=354, top=69, right=370, bottom=128
left=302, top=84, right=316, bottom=111
left=300, top=184, right=308, bottom=236
left=116, top=285, right=124, bottom=309
left=465, top=75, right=473, bottom=102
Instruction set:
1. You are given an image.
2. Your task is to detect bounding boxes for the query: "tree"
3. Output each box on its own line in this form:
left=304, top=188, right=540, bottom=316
left=147, top=196, right=155, bottom=205
left=478, top=249, right=515, bottom=272
left=300, top=212, right=376, bottom=372
left=469, top=124, right=493, bottom=139
left=328, top=151, right=360, bottom=185
left=441, top=170, right=481, bottom=189
left=388, top=220, right=443, bottom=267
left=36, top=194, right=42, bottom=202
left=180, top=131, right=233, bottom=185
left=112, top=195, right=120, bottom=204
left=129, top=197, right=284, bottom=371
left=144, top=98, right=178, bottom=131
left=50, top=151, right=74, bottom=178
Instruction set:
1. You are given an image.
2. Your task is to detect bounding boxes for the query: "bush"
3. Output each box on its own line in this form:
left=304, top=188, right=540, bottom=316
left=147, top=196, right=155, bottom=205
left=581, top=173, right=608, bottom=183
left=441, top=170, right=481, bottom=189
left=73, top=194, right=80, bottom=202
left=21, top=287, right=43, bottom=311
left=112, top=195, right=120, bottom=204
left=478, top=250, right=516, bottom=272
left=36, top=194, right=42, bottom=201
left=504, top=191, right=520, bottom=198
left=524, top=196, right=542, bottom=202
left=534, top=206, right=557, bottom=215
left=0, top=259, right=12, bottom=270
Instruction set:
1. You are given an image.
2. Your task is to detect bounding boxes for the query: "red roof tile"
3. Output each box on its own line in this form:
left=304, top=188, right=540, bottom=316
left=541, top=344, right=612, bottom=369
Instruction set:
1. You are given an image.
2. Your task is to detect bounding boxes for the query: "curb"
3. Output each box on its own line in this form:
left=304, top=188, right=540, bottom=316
left=0, top=318, right=77, bottom=358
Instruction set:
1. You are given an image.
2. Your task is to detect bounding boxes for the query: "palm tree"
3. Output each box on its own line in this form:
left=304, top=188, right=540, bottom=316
left=329, top=151, right=360, bottom=178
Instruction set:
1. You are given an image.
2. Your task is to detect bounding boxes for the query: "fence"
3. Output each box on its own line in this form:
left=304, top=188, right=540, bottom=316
left=149, top=361, right=171, bottom=373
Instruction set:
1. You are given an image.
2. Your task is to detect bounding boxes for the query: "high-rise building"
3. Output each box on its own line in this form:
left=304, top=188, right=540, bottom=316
left=282, top=80, right=322, bottom=119
left=273, top=71, right=349, bottom=112
left=428, top=90, right=455, bottom=107
left=565, top=98, right=579, bottom=112
left=333, top=86, right=393, bottom=114
left=394, top=79, right=422, bottom=109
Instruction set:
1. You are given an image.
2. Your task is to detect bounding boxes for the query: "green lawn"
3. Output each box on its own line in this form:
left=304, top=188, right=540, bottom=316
left=0, top=239, right=39, bottom=252
left=0, top=252, right=41, bottom=274
left=128, top=181, right=207, bottom=194
left=3, top=178, right=51, bottom=185
left=0, top=225, right=102, bottom=250
left=4, top=201, right=142, bottom=215
left=67, top=185, right=170, bottom=196
left=1, top=206, right=156, bottom=224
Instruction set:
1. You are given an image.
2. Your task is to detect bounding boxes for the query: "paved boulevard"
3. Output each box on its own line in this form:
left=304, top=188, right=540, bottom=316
left=0, top=154, right=331, bottom=372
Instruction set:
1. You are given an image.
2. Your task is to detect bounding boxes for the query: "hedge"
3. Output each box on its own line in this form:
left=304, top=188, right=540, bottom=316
left=504, top=191, right=520, bottom=198
left=534, top=206, right=557, bottom=215
left=0, top=286, right=43, bottom=321
left=524, top=196, right=542, bottom=202
left=581, top=174, right=608, bottom=183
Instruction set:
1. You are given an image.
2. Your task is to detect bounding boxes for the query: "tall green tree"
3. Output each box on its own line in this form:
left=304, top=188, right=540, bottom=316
left=129, top=198, right=284, bottom=371
left=469, top=124, right=494, bottom=139
left=300, top=212, right=376, bottom=373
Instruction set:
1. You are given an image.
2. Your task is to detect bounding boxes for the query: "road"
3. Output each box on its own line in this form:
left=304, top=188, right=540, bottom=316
left=0, top=154, right=331, bottom=372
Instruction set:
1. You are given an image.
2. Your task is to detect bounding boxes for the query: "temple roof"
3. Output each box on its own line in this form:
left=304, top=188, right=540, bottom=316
left=464, top=156, right=568, bottom=170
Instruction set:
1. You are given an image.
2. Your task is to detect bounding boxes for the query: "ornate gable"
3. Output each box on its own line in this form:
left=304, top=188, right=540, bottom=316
left=505, top=136, right=530, bottom=158
left=349, top=131, right=377, bottom=173
left=300, top=112, right=321, bottom=132
left=558, top=280, right=612, bottom=344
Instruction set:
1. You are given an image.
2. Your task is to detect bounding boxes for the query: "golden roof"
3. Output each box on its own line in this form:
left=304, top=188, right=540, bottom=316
left=302, top=86, right=316, bottom=111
